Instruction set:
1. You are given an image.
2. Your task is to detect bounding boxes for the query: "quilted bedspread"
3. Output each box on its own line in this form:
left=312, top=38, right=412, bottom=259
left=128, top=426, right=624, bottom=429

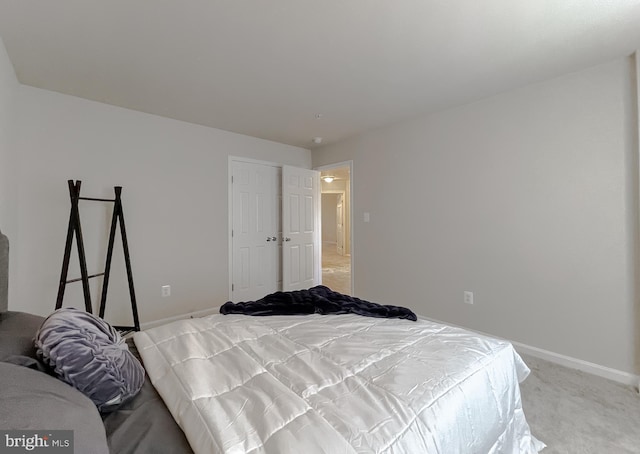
left=134, top=314, right=544, bottom=454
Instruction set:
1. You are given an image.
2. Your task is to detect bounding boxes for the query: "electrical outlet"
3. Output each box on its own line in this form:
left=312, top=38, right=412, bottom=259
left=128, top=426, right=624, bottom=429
left=161, top=285, right=171, bottom=297
left=464, top=291, right=474, bottom=305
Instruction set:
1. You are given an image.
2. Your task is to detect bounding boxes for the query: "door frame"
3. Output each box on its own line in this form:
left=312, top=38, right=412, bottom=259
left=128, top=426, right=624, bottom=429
left=314, top=160, right=354, bottom=295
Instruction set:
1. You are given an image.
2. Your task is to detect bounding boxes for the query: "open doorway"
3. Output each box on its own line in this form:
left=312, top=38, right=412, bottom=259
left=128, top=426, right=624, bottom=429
left=316, top=162, right=352, bottom=295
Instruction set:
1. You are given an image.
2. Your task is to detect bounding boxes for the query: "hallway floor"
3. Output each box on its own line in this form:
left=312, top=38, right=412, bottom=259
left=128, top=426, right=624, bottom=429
left=322, top=242, right=351, bottom=295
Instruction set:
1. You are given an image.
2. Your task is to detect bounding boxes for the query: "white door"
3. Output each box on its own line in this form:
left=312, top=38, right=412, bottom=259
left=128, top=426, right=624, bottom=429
left=336, top=194, right=344, bottom=256
left=231, top=161, right=280, bottom=301
left=282, top=166, right=321, bottom=291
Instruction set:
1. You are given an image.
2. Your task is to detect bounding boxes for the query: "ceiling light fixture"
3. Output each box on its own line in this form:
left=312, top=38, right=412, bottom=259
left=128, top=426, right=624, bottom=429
left=313, top=137, right=323, bottom=144
left=322, top=176, right=334, bottom=183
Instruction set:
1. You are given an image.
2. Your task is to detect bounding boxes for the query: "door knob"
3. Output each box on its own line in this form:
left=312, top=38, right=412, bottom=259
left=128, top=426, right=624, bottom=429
left=284, top=237, right=291, bottom=242
left=271, top=236, right=277, bottom=241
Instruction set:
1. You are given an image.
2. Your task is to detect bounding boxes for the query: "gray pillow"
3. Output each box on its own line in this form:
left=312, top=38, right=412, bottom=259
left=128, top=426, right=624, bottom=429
left=0, top=311, right=44, bottom=361
left=35, top=308, right=144, bottom=412
left=0, top=361, right=110, bottom=454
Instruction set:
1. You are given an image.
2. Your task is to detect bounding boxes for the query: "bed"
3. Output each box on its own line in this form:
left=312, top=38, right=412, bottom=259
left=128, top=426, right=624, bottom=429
left=0, top=229, right=544, bottom=453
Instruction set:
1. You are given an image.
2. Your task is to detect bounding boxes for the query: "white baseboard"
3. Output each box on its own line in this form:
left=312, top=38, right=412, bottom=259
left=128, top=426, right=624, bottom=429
left=511, top=341, right=639, bottom=388
left=140, top=307, right=220, bottom=331
left=421, top=315, right=639, bottom=389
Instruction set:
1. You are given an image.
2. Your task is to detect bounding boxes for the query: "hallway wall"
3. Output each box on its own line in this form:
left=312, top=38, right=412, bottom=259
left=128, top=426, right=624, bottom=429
left=322, top=193, right=339, bottom=243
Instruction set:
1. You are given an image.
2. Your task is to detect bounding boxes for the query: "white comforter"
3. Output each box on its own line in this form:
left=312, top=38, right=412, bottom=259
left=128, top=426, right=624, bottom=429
left=134, top=314, right=544, bottom=454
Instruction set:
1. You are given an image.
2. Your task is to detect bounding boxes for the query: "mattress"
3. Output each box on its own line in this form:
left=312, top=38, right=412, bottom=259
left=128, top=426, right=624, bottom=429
left=134, top=313, right=544, bottom=453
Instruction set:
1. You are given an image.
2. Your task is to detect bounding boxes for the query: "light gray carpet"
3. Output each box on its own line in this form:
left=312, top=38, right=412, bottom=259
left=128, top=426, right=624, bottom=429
left=519, top=353, right=640, bottom=453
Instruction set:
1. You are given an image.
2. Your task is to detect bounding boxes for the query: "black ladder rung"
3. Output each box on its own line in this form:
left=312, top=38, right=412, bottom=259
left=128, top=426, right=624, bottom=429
left=78, top=197, right=116, bottom=202
left=65, top=272, right=105, bottom=284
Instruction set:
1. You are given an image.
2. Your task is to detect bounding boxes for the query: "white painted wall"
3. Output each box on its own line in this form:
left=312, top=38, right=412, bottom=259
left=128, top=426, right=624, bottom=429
left=0, top=37, right=18, bottom=302
left=313, top=57, right=639, bottom=375
left=9, top=85, right=310, bottom=324
left=321, top=177, right=351, bottom=255
left=321, top=193, right=339, bottom=243
left=0, top=37, right=18, bottom=233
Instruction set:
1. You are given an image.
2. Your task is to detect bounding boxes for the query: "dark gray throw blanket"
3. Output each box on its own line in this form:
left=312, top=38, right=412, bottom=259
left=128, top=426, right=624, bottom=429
left=220, top=285, right=417, bottom=321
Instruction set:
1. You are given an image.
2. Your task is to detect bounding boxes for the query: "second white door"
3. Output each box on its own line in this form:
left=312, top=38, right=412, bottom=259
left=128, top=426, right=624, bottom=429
left=282, top=165, right=321, bottom=292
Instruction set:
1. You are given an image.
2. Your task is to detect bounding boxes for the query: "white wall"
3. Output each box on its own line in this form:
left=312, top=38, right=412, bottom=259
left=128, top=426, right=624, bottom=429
left=0, top=37, right=18, bottom=235
left=0, top=37, right=18, bottom=303
left=313, top=57, right=640, bottom=375
left=322, top=193, right=339, bottom=243
left=321, top=177, right=351, bottom=255
left=10, top=85, right=311, bottom=324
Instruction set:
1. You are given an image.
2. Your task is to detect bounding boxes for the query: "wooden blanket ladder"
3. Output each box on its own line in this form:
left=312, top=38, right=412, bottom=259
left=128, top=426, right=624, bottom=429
left=55, top=180, right=140, bottom=333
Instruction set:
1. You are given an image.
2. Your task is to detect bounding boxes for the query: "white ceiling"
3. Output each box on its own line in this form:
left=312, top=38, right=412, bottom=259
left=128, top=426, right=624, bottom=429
left=0, top=1, right=639, bottom=148
left=321, top=167, right=350, bottom=182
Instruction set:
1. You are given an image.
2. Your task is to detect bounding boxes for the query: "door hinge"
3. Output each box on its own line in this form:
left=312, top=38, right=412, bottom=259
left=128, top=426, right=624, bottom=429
left=232, top=284, right=235, bottom=291
left=231, top=176, right=234, bottom=184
